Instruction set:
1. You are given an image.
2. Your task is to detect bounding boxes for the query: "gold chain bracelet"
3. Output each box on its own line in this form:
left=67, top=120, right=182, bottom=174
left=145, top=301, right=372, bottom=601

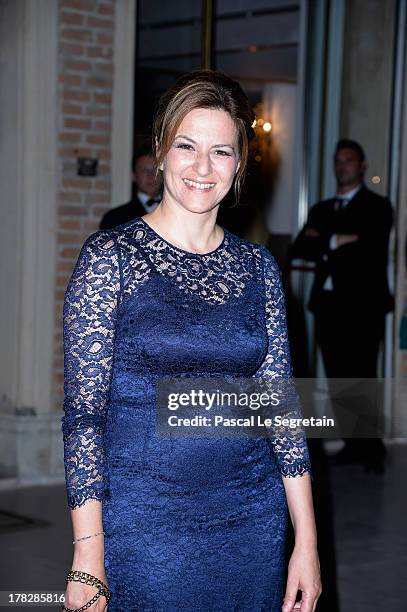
left=61, top=570, right=111, bottom=612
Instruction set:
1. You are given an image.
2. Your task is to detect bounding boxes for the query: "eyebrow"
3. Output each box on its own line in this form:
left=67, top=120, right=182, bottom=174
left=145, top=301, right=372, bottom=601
left=174, top=134, right=235, bottom=149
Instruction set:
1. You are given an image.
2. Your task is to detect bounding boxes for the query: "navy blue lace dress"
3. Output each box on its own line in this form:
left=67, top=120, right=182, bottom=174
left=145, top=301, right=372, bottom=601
left=61, top=217, right=311, bottom=611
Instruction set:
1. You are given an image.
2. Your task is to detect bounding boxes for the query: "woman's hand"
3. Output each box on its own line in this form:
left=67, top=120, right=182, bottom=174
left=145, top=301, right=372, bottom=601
left=282, top=543, right=321, bottom=612
left=64, top=580, right=108, bottom=611
left=64, top=558, right=109, bottom=611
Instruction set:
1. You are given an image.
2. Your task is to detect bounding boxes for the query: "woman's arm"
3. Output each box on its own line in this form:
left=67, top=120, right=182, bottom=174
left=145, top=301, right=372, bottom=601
left=61, top=231, right=121, bottom=608
left=282, top=475, right=321, bottom=612
left=283, top=474, right=317, bottom=549
left=70, top=500, right=105, bottom=572
left=255, top=246, right=321, bottom=612
left=66, top=501, right=107, bottom=610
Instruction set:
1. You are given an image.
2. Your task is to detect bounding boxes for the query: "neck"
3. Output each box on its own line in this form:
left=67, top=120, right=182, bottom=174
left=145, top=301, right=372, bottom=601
left=141, top=198, right=222, bottom=254
left=336, top=181, right=362, bottom=195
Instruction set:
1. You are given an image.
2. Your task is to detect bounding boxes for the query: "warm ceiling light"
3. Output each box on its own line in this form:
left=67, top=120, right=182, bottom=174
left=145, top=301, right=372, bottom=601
left=263, top=122, right=272, bottom=132
left=371, top=175, right=381, bottom=184
left=257, top=118, right=264, bottom=127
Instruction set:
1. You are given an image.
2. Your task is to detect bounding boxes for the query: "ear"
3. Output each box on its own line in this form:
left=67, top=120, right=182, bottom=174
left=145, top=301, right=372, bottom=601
left=154, top=137, right=164, bottom=171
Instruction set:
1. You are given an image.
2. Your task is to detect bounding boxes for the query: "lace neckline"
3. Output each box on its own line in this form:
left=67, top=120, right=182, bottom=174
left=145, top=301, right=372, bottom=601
left=139, top=217, right=228, bottom=257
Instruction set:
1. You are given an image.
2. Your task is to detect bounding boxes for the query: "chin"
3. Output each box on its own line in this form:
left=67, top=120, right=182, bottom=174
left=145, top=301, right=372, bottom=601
left=179, top=195, right=219, bottom=211
left=185, top=202, right=219, bottom=215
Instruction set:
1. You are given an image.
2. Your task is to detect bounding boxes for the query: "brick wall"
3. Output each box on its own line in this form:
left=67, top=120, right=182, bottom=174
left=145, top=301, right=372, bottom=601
left=53, top=0, right=116, bottom=409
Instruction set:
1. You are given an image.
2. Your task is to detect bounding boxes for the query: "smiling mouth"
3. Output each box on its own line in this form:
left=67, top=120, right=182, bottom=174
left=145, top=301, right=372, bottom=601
left=183, top=178, right=216, bottom=190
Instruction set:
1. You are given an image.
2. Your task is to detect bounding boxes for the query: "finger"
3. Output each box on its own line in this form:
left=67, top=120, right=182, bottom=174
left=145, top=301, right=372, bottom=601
left=312, top=588, right=322, bottom=612
left=297, top=590, right=315, bottom=612
left=282, top=581, right=299, bottom=612
left=88, top=598, right=104, bottom=611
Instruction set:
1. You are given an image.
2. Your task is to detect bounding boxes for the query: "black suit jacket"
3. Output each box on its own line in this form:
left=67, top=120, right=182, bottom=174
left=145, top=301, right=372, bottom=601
left=100, top=195, right=146, bottom=230
left=290, top=186, right=394, bottom=315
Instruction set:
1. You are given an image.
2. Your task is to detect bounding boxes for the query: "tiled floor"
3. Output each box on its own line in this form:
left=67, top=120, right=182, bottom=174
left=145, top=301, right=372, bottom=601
left=0, top=443, right=406, bottom=611
left=329, top=443, right=407, bottom=611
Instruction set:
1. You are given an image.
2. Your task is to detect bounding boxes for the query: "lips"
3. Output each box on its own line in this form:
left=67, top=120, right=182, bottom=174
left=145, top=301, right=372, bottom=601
left=183, top=178, right=216, bottom=191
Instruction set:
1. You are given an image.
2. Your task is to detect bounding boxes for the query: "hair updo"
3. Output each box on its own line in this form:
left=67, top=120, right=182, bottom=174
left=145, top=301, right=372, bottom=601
left=152, top=69, right=255, bottom=203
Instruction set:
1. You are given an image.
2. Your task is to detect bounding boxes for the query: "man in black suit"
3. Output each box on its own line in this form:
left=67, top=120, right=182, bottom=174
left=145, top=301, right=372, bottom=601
left=100, top=147, right=162, bottom=229
left=291, top=140, right=393, bottom=471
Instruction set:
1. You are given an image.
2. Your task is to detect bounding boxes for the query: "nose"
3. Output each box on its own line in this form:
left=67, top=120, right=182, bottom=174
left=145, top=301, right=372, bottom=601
left=192, top=151, right=212, bottom=177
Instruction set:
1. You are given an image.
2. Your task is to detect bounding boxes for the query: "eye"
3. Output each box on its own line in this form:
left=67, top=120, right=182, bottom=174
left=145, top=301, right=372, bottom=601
left=175, top=143, right=194, bottom=151
left=214, top=149, right=232, bottom=157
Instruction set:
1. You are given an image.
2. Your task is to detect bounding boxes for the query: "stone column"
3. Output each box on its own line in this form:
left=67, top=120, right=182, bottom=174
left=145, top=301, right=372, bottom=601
left=0, top=0, right=59, bottom=480
left=0, top=0, right=137, bottom=481
left=340, top=0, right=400, bottom=434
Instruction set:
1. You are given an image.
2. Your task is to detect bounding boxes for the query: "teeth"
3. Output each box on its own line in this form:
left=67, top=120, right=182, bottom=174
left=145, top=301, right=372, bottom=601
left=183, top=178, right=215, bottom=190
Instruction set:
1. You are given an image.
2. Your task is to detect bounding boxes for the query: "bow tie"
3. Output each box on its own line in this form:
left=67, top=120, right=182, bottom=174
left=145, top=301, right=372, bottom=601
left=145, top=198, right=160, bottom=208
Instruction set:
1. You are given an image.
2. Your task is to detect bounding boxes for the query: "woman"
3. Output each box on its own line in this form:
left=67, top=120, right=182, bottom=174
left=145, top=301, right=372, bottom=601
left=62, top=70, right=321, bottom=612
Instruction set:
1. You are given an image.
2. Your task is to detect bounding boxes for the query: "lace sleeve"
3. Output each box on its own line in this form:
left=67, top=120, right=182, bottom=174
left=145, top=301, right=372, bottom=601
left=254, top=245, right=312, bottom=478
left=61, top=231, right=121, bottom=509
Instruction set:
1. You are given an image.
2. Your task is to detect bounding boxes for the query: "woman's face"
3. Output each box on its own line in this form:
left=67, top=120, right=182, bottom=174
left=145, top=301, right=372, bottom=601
left=160, top=107, right=240, bottom=214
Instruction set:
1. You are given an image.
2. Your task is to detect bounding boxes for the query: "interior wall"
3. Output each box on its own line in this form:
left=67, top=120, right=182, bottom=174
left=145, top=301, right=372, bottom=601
left=0, top=0, right=20, bottom=407
left=263, top=82, right=298, bottom=236
left=340, top=0, right=397, bottom=195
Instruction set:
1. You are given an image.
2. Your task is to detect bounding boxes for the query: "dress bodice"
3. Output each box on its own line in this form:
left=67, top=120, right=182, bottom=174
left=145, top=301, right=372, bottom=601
left=113, top=219, right=271, bottom=385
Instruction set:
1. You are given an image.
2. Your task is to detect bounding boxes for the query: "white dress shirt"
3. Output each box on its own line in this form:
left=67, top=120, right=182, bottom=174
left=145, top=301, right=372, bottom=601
left=137, top=191, right=160, bottom=213
left=323, top=184, right=362, bottom=290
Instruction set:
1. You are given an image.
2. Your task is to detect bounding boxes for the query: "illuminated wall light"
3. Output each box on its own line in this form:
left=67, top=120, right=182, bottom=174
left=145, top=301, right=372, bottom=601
left=251, top=119, right=257, bottom=128
left=257, top=118, right=264, bottom=127
left=255, top=155, right=262, bottom=162
left=263, top=122, right=272, bottom=132
left=371, top=175, right=381, bottom=184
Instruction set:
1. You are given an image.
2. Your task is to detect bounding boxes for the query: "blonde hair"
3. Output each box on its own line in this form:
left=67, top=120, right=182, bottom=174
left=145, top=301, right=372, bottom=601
left=152, top=69, right=255, bottom=204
